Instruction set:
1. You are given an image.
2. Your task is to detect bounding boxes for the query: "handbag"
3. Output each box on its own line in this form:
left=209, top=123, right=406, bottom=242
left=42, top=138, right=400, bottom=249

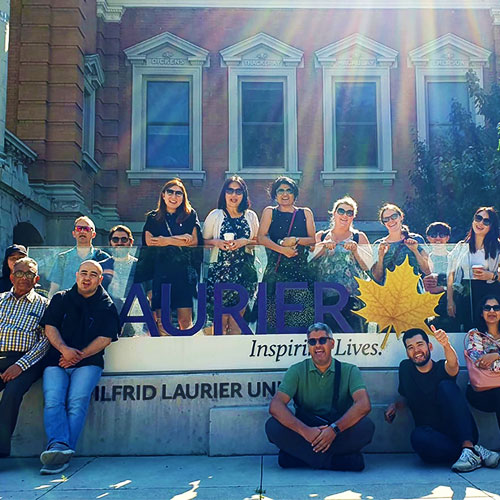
left=464, top=330, right=500, bottom=392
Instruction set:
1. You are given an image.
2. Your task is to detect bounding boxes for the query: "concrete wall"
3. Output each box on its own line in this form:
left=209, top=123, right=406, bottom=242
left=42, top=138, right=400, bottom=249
left=10, top=369, right=500, bottom=457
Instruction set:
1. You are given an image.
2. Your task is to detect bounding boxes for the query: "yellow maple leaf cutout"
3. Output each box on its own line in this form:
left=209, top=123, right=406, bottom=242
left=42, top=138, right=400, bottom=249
left=354, top=256, right=443, bottom=349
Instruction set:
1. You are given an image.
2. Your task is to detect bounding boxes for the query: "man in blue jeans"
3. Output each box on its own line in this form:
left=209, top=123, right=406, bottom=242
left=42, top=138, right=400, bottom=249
left=40, top=260, right=120, bottom=474
left=385, top=327, right=500, bottom=472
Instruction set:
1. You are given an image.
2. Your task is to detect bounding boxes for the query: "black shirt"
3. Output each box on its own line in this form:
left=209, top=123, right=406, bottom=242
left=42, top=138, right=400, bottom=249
left=41, top=285, right=120, bottom=368
left=398, top=358, right=456, bottom=428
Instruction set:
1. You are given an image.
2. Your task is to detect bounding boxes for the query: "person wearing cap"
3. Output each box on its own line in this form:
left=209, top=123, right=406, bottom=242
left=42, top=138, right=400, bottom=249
left=0, top=245, right=28, bottom=293
left=0, top=257, right=49, bottom=457
left=265, top=322, right=374, bottom=471
left=48, top=216, right=111, bottom=298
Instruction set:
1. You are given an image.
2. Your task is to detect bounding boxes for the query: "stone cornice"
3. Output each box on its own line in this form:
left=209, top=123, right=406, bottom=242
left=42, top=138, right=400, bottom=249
left=97, top=0, right=125, bottom=22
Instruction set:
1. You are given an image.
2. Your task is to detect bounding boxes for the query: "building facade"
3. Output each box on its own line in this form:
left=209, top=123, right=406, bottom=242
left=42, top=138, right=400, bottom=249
left=2, top=0, right=500, bottom=249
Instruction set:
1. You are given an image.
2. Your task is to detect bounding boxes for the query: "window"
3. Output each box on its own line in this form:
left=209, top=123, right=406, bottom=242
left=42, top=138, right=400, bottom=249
left=334, top=82, right=378, bottom=168
left=146, top=81, right=190, bottom=169
left=220, top=32, right=303, bottom=180
left=315, top=34, right=397, bottom=185
left=241, top=81, right=284, bottom=168
left=408, top=34, right=490, bottom=147
left=124, top=31, right=209, bottom=185
left=426, top=81, right=469, bottom=147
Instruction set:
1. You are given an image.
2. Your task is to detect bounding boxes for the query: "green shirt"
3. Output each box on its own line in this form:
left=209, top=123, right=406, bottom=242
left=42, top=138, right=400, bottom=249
left=278, top=358, right=366, bottom=417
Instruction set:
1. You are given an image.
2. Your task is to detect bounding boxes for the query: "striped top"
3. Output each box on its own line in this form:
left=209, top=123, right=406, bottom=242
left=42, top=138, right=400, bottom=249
left=0, top=288, right=49, bottom=371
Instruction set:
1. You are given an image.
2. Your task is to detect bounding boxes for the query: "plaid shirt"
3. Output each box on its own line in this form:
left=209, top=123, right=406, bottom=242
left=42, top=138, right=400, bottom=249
left=0, top=288, right=49, bottom=371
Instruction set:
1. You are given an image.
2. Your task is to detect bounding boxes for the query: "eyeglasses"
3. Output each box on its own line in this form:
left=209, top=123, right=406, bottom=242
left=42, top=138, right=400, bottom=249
left=336, top=207, right=355, bottom=217
left=276, top=188, right=294, bottom=196
left=225, top=187, right=244, bottom=196
left=474, top=214, right=491, bottom=226
left=165, top=189, right=184, bottom=197
left=382, top=213, right=400, bottom=224
left=483, top=304, right=500, bottom=311
left=427, top=232, right=450, bottom=239
left=111, top=236, right=130, bottom=244
left=12, top=270, right=37, bottom=279
left=307, top=337, right=332, bottom=346
left=74, top=226, right=93, bottom=233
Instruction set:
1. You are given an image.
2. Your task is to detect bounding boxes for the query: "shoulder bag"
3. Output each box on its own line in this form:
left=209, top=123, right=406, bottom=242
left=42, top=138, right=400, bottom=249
left=464, top=330, right=500, bottom=392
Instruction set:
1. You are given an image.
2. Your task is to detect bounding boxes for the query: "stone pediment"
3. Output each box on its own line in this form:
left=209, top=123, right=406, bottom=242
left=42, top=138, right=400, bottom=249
left=124, top=32, right=210, bottom=67
left=315, top=33, right=398, bottom=69
left=408, top=33, right=491, bottom=69
left=220, top=32, right=303, bottom=68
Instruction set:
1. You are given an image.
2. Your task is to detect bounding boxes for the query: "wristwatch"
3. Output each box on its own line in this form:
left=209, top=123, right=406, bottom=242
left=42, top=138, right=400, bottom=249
left=330, top=423, right=341, bottom=436
left=277, top=239, right=284, bottom=246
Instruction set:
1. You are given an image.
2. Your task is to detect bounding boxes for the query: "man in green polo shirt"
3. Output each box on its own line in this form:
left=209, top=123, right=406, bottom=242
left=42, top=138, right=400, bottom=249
left=265, top=322, right=374, bottom=470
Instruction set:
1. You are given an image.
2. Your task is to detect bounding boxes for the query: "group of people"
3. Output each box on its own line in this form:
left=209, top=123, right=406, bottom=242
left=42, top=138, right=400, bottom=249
left=267, top=318, right=500, bottom=473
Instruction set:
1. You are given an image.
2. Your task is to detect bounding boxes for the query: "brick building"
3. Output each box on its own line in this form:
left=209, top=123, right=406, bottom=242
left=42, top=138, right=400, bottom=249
left=2, top=0, right=500, bottom=249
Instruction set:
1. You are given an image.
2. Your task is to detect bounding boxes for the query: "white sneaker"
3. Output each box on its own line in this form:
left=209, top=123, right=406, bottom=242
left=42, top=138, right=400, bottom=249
left=474, top=444, right=500, bottom=468
left=451, top=448, right=482, bottom=472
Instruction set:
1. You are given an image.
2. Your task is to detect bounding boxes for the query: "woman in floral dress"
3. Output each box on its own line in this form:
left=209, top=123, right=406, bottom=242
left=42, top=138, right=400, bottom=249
left=203, top=176, right=259, bottom=334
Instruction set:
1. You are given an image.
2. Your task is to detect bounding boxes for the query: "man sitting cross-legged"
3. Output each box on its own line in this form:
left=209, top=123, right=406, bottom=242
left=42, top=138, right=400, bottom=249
left=265, top=322, right=375, bottom=471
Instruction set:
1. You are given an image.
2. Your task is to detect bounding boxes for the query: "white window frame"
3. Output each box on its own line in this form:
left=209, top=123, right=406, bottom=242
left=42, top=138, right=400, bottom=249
left=315, top=34, right=398, bottom=186
left=82, top=55, right=105, bottom=173
left=124, top=32, right=209, bottom=186
left=408, top=33, right=491, bottom=146
left=220, top=32, right=303, bottom=180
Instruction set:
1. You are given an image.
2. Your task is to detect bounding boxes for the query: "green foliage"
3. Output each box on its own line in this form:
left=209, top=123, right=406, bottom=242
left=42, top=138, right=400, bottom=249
left=405, top=70, right=500, bottom=241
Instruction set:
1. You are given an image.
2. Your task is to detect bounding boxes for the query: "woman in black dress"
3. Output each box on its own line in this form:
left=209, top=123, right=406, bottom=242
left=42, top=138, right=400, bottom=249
left=142, top=178, right=200, bottom=333
left=257, top=176, right=316, bottom=331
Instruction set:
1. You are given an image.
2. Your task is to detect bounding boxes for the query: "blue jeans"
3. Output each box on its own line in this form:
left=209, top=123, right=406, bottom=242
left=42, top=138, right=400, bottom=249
left=43, top=365, right=102, bottom=450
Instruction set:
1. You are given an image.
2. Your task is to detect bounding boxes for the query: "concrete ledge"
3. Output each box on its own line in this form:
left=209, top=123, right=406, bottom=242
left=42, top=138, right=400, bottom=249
left=8, top=370, right=500, bottom=457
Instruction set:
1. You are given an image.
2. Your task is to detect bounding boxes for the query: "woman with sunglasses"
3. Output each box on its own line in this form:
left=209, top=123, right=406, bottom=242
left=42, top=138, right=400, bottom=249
left=312, top=196, right=373, bottom=332
left=142, top=178, right=201, bottom=334
left=371, top=203, right=430, bottom=286
left=448, top=207, right=500, bottom=331
left=465, top=295, right=500, bottom=440
left=257, top=176, right=316, bottom=331
left=203, top=176, right=259, bottom=334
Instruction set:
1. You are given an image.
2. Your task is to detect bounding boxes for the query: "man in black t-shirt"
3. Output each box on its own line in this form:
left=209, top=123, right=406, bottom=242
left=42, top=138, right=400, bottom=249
left=39, top=260, right=120, bottom=475
left=385, top=327, right=499, bottom=472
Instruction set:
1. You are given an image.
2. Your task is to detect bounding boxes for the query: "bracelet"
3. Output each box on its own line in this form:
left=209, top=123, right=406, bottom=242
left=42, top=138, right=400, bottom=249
left=494, top=271, right=499, bottom=281
left=295, top=237, right=299, bottom=245
left=277, top=239, right=284, bottom=246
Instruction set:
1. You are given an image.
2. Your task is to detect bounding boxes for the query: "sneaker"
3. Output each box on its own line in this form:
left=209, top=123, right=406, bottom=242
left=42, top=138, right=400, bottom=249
left=40, top=444, right=74, bottom=465
left=474, top=444, right=500, bottom=468
left=40, top=462, right=69, bottom=475
left=451, top=447, right=482, bottom=472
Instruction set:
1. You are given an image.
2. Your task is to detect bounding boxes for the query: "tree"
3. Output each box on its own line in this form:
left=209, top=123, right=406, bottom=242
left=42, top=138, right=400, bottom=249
left=404, top=70, right=500, bottom=241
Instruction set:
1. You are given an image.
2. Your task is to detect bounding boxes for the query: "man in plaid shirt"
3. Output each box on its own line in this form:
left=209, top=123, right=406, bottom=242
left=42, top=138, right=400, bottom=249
left=0, top=257, right=49, bottom=457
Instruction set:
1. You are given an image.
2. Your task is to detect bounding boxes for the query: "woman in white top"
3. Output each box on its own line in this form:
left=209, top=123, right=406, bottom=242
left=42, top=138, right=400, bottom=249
left=203, top=176, right=259, bottom=334
left=447, top=206, right=500, bottom=331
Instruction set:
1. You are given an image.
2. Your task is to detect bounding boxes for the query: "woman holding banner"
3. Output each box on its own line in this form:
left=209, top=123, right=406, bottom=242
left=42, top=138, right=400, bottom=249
left=142, top=178, right=201, bottom=334
left=203, top=176, right=259, bottom=335
left=312, top=196, right=372, bottom=332
left=257, top=176, right=316, bottom=332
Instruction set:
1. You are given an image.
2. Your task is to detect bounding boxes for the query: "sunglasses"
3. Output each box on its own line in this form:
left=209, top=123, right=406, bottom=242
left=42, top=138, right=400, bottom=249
left=165, top=188, right=184, bottom=197
left=307, top=337, right=332, bottom=346
left=276, top=188, right=294, bottom=196
left=336, top=207, right=355, bottom=217
left=474, top=214, right=491, bottom=226
left=74, top=226, right=93, bottom=233
left=111, top=236, right=130, bottom=244
left=427, top=232, right=450, bottom=239
left=382, top=213, right=400, bottom=224
left=12, top=270, right=37, bottom=279
left=483, top=304, right=500, bottom=311
left=226, top=187, right=244, bottom=196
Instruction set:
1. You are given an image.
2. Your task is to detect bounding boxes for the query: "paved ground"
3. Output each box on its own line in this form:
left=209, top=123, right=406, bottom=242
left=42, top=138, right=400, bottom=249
left=0, top=454, right=499, bottom=500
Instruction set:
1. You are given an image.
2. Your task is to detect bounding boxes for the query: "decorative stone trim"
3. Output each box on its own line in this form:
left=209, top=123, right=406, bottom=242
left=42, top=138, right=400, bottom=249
left=97, top=0, right=125, bottom=22
left=84, top=55, right=105, bottom=91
